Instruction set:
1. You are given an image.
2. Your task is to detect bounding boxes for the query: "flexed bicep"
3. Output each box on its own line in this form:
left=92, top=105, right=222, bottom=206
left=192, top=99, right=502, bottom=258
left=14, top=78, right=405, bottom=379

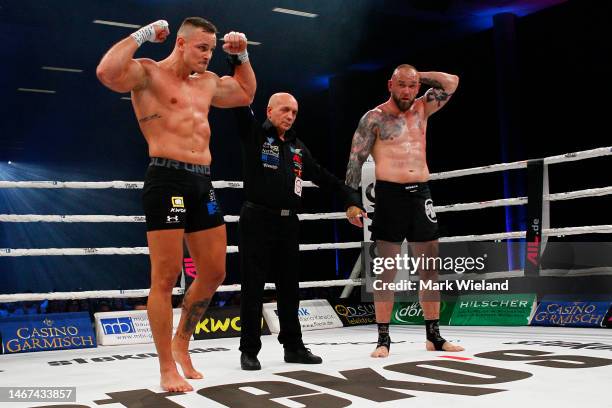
left=212, top=32, right=256, bottom=108
left=212, top=75, right=253, bottom=108
left=96, top=20, right=170, bottom=93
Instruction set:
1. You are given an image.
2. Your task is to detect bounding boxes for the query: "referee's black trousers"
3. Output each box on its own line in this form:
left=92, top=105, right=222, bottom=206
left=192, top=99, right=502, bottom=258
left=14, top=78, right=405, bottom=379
left=238, top=204, right=303, bottom=355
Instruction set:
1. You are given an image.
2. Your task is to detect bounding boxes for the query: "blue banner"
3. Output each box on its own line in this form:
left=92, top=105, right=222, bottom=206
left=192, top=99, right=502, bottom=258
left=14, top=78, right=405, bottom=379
left=531, top=301, right=612, bottom=327
left=0, top=312, right=96, bottom=354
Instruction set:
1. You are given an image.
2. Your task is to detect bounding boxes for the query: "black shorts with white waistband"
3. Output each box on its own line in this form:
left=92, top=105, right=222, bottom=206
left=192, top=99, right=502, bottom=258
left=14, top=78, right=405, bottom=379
left=372, top=181, right=439, bottom=243
left=142, top=157, right=225, bottom=233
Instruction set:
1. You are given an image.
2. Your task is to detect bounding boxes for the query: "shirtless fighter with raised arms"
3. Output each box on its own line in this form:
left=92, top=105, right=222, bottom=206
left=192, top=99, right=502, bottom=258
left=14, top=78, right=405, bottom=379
left=345, top=65, right=464, bottom=357
left=96, top=17, right=256, bottom=391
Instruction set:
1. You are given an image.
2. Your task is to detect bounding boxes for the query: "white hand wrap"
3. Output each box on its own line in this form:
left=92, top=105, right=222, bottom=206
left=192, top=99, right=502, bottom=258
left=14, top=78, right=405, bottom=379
left=131, top=20, right=169, bottom=47
left=224, top=32, right=249, bottom=63
left=237, top=50, right=249, bottom=64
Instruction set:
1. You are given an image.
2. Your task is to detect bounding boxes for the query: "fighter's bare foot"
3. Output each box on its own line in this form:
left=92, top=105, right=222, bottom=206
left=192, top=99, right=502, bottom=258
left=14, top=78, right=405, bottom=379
left=426, top=340, right=464, bottom=352
left=372, top=329, right=391, bottom=358
left=160, top=368, right=193, bottom=392
left=172, top=338, right=204, bottom=379
left=370, top=345, right=390, bottom=358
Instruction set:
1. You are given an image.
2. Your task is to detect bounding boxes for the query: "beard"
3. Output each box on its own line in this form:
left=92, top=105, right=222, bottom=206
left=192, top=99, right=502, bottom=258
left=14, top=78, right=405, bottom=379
left=392, top=94, right=414, bottom=112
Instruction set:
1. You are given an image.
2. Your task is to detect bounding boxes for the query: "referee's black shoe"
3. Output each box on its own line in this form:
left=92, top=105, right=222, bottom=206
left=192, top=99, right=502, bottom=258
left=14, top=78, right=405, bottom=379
left=284, top=347, right=322, bottom=364
left=240, top=352, right=261, bottom=370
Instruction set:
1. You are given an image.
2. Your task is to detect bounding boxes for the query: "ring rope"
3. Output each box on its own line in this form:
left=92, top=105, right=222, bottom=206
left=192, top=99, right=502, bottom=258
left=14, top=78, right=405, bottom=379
left=2, top=186, right=610, bottom=223
left=0, top=242, right=363, bottom=257
left=2, top=225, right=610, bottom=257
left=1, top=147, right=609, bottom=190
left=0, top=279, right=365, bottom=302
left=429, top=146, right=611, bottom=180
left=0, top=180, right=316, bottom=190
left=0, top=212, right=350, bottom=223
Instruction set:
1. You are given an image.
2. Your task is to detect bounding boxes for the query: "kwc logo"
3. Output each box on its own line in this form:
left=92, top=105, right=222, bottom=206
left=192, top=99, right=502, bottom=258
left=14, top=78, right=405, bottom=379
left=195, top=318, right=241, bottom=333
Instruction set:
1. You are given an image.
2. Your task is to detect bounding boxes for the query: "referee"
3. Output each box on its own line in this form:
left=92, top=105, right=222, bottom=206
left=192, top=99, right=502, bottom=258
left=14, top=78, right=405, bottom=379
left=234, top=92, right=365, bottom=370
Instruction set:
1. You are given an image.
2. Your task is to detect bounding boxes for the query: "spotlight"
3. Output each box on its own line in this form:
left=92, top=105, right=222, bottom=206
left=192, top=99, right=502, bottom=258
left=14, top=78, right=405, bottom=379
left=7, top=161, right=12, bottom=164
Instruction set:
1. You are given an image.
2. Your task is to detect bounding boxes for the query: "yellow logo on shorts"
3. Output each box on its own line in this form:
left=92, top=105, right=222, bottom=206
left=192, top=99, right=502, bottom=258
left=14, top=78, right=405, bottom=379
left=171, top=196, right=185, bottom=208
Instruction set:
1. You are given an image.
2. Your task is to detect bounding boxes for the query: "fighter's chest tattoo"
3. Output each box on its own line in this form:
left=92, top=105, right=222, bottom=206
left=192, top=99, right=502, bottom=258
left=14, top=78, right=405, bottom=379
left=374, top=112, right=422, bottom=141
left=374, top=116, right=405, bottom=141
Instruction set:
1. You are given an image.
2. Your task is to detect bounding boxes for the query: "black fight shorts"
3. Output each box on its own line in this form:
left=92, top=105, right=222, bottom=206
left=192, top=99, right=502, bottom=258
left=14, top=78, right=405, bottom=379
left=372, top=180, right=439, bottom=243
left=142, top=157, right=224, bottom=232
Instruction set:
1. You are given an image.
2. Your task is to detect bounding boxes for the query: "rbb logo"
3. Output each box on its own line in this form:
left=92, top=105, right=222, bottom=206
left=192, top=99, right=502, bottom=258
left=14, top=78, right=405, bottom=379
left=101, top=317, right=136, bottom=335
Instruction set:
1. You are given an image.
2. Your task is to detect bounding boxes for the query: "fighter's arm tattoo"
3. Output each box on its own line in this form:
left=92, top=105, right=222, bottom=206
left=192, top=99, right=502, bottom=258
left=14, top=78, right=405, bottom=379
left=421, top=78, right=453, bottom=107
left=176, top=298, right=211, bottom=340
left=345, top=112, right=378, bottom=189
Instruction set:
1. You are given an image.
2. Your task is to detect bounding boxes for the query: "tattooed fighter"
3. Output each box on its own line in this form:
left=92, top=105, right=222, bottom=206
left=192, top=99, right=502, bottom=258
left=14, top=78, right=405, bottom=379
left=97, top=17, right=256, bottom=391
left=345, top=65, right=463, bottom=357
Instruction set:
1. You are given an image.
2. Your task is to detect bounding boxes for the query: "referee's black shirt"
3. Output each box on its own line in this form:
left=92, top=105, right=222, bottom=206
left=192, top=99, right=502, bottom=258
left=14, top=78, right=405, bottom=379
left=233, top=107, right=362, bottom=210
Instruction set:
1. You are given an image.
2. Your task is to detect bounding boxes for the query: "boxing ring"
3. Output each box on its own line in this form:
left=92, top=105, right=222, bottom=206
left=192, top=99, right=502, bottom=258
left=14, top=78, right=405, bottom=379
left=0, top=146, right=611, bottom=407
left=0, top=325, right=610, bottom=407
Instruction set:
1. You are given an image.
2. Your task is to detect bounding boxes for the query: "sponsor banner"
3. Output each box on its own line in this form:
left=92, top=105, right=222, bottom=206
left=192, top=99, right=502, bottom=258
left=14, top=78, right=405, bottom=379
left=332, top=301, right=376, bottom=326
left=0, top=312, right=95, bottom=354
left=450, top=293, right=536, bottom=326
left=530, top=300, right=612, bottom=328
left=391, top=301, right=455, bottom=325
left=95, top=309, right=183, bottom=346
left=193, top=306, right=270, bottom=340
left=263, top=300, right=343, bottom=333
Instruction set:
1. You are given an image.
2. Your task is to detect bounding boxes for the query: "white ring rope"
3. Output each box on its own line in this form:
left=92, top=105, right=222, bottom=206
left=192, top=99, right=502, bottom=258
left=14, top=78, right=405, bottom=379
left=547, top=186, right=612, bottom=201
left=0, top=242, right=363, bottom=257
left=2, top=186, right=610, bottom=223
left=0, top=180, right=318, bottom=190
left=0, top=215, right=148, bottom=223
left=429, top=146, right=611, bottom=180
left=0, top=147, right=609, bottom=190
left=1, top=225, right=610, bottom=257
left=0, top=279, right=365, bottom=302
left=0, top=212, right=349, bottom=223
